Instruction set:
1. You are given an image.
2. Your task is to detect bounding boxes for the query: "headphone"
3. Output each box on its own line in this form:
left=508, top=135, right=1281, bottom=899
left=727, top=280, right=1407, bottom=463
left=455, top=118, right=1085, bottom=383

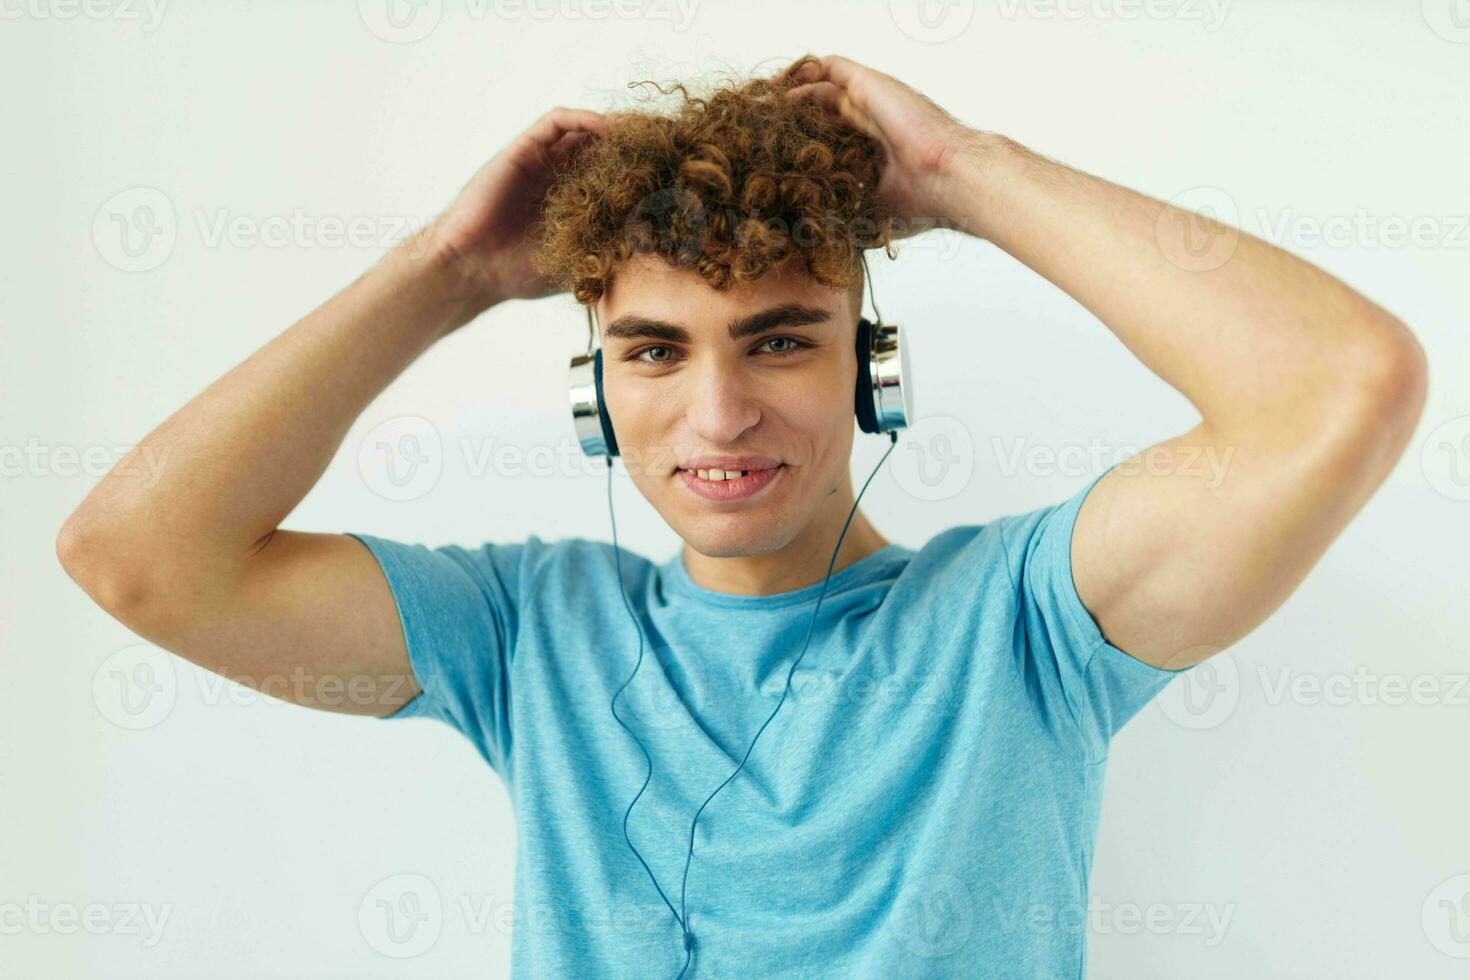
left=568, top=290, right=913, bottom=457
left=565, top=254, right=914, bottom=976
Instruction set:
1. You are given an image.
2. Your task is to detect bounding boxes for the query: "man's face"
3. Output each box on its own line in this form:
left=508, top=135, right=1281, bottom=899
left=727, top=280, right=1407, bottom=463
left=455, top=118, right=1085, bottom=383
left=595, top=253, right=860, bottom=559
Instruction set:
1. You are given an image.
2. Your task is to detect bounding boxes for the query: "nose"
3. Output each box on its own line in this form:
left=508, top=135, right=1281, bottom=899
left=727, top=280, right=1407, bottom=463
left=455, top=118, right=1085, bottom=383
left=682, top=356, right=761, bottom=446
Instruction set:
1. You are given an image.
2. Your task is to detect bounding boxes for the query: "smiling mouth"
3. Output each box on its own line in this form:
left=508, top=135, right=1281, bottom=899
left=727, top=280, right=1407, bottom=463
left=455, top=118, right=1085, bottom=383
left=687, top=467, right=751, bottom=480
left=676, top=464, right=785, bottom=502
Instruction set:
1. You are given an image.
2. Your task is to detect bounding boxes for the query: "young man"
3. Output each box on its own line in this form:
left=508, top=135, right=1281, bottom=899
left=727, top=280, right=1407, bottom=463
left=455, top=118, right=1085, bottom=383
left=57, top=55, right=1426, bottom=977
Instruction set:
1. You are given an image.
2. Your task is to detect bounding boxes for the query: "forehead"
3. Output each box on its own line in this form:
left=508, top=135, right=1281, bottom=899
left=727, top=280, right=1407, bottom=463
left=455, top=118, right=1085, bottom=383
left=597, top=253, right=844, bottom=337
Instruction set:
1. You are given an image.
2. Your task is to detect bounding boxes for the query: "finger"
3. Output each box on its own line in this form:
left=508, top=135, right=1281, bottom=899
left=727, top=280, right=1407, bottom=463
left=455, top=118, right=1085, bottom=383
left=785, top=80, right=878, bottom=141
left=781, top=54, right=867, bottom=89
left=777, top=55, right=825, bottom=85
left=544, top=129, right=596, bottom=169
left=785, top=80, right=842, bottom=115
left=523, top=106, right=609, bottom=148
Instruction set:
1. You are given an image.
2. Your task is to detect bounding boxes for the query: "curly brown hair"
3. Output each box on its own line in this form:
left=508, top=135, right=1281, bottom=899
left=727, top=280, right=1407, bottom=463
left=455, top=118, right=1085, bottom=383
left=528, top=54, right=898, bottom=315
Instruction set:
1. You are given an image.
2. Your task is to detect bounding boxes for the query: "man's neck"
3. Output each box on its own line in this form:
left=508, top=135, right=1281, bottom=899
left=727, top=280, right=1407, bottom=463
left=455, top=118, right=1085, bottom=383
left=677, top=508, right=890, bottom=597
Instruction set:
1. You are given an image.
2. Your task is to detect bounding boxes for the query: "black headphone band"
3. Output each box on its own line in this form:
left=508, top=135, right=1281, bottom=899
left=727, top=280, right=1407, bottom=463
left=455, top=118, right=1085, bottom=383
left=592, top=349, right=621, bottom=458
left=853, top=316, right=880, bottom=435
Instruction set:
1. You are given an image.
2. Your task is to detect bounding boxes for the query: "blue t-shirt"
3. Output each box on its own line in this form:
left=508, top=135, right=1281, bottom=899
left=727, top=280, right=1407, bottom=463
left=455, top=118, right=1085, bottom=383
left=348, top=468, right=1195, bottom=978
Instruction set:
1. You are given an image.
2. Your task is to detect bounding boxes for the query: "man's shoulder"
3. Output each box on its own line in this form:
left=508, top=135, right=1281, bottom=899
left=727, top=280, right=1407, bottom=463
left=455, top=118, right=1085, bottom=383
left=923, top=480, right=1100, bottom=564
left=441, top=533, right=659, bottom=592
left=900, top=486, right=1092, bottom=599
left=907, top=520, right=1010, bottom=571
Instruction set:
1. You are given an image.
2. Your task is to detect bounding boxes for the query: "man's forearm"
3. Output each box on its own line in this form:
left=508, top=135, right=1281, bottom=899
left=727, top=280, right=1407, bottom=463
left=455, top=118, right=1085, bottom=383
left=937, top=134, right=1424, bottom=448
left=58, top=222, right=492, bottom=601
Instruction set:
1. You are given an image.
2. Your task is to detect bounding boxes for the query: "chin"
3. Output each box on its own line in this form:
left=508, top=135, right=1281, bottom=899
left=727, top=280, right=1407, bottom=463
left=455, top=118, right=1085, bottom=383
left=673, top=511, right=792, bottom=559
left=634, top=466, right=810, bottom=557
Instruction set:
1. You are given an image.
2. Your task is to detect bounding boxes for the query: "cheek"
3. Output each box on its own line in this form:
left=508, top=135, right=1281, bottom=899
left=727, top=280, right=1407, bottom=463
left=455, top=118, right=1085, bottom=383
left=601, top=387, right=682, bottom=488
left=782, top=368, right=854, bottom=433
left=604, top=381, right=663, bottom=439
left=777, top=352, right=851, bottom=405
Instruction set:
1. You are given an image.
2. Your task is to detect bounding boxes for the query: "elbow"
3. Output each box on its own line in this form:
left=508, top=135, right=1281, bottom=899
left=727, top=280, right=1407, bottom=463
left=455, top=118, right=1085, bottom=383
left=1350, top=318, right=1429, bottom=438
left=56, top=510, right=165, bottom=627
left=56, top=510, right=98, bottom=588
left=1313, top=317, right=1430, bottom=469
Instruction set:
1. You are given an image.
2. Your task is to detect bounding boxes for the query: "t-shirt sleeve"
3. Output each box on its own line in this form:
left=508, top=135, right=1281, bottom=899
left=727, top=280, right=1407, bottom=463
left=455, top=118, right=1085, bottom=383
left=345, top=531, right=540, bottom=779
left=996, top=467, right=1196, bottom=762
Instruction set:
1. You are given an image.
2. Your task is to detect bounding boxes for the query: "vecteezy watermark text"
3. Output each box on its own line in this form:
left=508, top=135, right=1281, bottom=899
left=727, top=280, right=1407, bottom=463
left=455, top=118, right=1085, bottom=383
left=0, top=896, right=171, bottom=947
left=992, top=436, right=1236, bottom=488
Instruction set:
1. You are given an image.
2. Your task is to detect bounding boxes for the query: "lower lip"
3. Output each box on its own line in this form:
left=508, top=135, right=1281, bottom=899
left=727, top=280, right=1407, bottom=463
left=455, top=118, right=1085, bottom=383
left=678, top=465, right=783, bottom=502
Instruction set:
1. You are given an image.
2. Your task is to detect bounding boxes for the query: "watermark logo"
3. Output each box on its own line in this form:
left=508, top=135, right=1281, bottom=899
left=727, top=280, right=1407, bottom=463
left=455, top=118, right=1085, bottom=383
left=613, top=643, right=699, bottom=733
left=92, top=643, right=178, bottom=731
left=1422, top=874, right=1470, bottom=958
left=359, top=873, right=443, bottom=958
left=358, top=0, right=442, bottom=42
left=1422, top=415, right=1470, bottom=502
left=1423, top=0, right=1470, bottom=43
left=889, top=0, right=977, bottom=44
left=92, top=187, right=177, bottom=272
left=358, top=415, right=443, bottom=501
left=1154, top=647, right=1237, bottom=730
left=622, top=184, right=711, bottom=260
left=1156, top=186, right=1240, bottom=272
left=891, top=872, right=974, bottom=958
left=891, top=414, right=975, bottom=502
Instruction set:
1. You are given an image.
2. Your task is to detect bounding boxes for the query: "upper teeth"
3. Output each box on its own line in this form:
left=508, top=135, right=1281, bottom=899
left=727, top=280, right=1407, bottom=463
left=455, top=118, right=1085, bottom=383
left=696, top=468, right=748, bottom=480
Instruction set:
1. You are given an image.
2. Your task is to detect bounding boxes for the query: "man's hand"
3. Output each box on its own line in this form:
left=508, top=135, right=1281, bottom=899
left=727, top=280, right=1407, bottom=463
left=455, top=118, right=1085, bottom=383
left=429, top=105, right=609, bottom=316
left=777, top=54, right=987, bottom=239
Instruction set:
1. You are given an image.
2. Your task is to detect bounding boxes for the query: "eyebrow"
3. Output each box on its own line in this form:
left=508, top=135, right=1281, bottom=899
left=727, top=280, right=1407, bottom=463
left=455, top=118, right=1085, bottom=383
left=603, top=302, right=834, bottom=345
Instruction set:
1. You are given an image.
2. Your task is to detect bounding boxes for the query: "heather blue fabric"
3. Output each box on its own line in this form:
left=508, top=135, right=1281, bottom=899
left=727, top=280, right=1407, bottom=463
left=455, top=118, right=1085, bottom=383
left=348, top=466, right=1195, bottom=978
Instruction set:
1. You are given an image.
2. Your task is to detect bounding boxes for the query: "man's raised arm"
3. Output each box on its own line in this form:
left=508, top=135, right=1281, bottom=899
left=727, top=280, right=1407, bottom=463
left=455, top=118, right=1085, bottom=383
left=938, top=134, right=1428, bottom=670
left=56, top=107, right=608, bottom=716
left=777, top=52, right=1427, bottom=670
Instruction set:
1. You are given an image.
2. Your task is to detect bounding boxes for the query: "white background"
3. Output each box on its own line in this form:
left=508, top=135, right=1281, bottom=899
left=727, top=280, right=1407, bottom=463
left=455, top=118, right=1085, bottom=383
left=4, top=0, right=1468, bottom=976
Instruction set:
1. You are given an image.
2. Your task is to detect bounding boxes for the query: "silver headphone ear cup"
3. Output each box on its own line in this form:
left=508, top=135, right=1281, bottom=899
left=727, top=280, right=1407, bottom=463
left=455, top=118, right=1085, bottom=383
left=569, top=352, right=615, bottom=457
left=868, top=321, right=913, bottom=433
